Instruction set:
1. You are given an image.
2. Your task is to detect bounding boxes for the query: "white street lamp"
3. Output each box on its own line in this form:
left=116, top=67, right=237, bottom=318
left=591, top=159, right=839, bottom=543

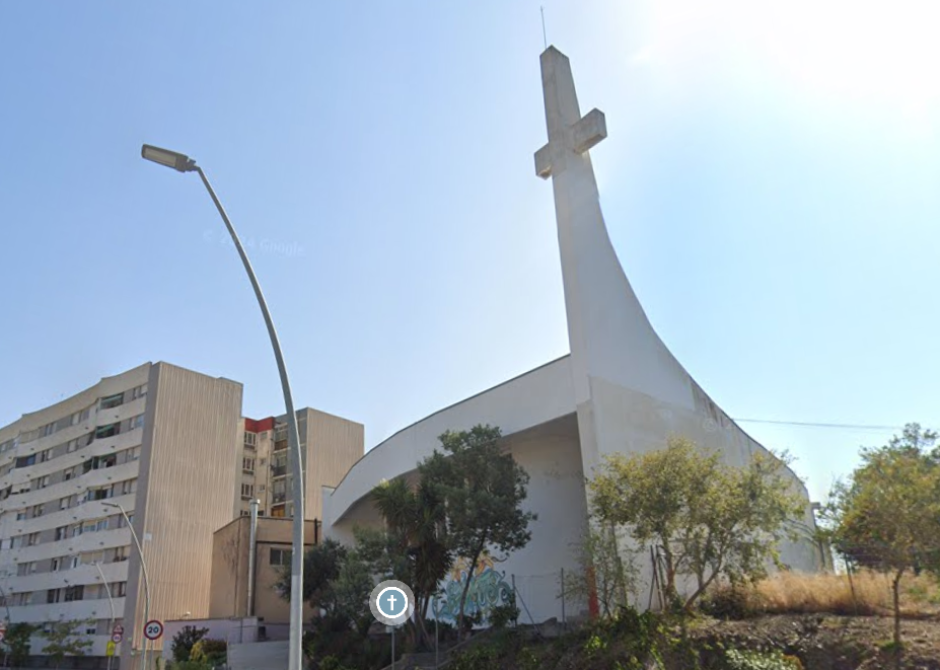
left=140, top=144, right=305, bottom=670
left=102, top=502, right=150, bottom=670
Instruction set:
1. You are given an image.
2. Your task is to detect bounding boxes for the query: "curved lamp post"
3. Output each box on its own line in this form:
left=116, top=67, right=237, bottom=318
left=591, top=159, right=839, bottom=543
left=140, top=144, right=305, bottom=670
left=93, top=562, right=116, bottom=670
left=102, top=502, right=151, bottom=670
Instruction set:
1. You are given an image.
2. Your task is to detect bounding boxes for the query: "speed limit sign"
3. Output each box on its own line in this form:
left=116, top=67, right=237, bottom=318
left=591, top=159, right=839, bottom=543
left=143, top=620, right=164, bottom=641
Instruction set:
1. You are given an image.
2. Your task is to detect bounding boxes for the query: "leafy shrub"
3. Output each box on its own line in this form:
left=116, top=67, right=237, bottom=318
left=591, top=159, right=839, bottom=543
left=699, top=583, right=763, bottom=620
left=489, top=599, right=520, bottom=630
left=189, top=638, right=227, bottom=666
left=447, top=643, right=502, bottom=670
left=317, top=656, right=356, bottom=670
left=172, top=625, right=209, bottom=663
left=725, top=648, right=803, bottom=670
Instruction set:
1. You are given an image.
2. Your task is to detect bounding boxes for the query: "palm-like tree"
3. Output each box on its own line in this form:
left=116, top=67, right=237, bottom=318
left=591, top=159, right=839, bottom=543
left=372, top=478, right=452, bottom=649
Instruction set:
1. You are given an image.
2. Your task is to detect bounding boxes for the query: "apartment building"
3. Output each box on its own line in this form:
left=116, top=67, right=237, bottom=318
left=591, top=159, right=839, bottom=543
left=0, top=362, right=364, bottom=669
left=237, top=408, right=363, bottom=522
left=0, top=362, right=243, bottom=669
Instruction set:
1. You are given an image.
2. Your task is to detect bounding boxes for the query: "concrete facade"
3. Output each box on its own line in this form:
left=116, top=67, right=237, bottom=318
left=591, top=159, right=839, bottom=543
left=208, top=516, right=319, bottom=625
left=0, top=363, right=363, bottom=669
left=320, top=46, right=826, bottom=623
left=0, top=363, right=242, bottom=669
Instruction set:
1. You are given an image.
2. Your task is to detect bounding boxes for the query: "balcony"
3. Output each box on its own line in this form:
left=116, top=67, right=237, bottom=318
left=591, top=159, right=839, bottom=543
left=271, top=465, right=287, bottom=478
left=273, top=439, right=288, bottom=452
left=272, top=492, right=287, bottom=504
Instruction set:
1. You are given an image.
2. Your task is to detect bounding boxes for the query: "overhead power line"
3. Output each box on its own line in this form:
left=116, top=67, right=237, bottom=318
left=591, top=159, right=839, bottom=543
left=733, top=418, right=904, bottom=431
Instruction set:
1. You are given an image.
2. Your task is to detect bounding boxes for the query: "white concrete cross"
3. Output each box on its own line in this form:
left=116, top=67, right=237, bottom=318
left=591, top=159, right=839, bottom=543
left=534, top=46, right=607, bottom=180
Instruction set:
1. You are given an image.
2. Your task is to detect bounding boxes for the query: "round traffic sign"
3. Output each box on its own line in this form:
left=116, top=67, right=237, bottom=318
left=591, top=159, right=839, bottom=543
left=111, top=633, right=123, bottom=643
left=143, top=620, right=163, bottom=640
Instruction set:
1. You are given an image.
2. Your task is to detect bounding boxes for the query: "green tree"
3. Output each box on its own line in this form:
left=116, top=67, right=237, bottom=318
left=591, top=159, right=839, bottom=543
left=420, top=425, right=537, bottom=634
left=275, top=538, right=348, bottom=608
left=3, top=622, right=38, bottom=666
left=564, top=523, right=639, bottom=617
left=825, top=423, right=940, bottom=649
left=590, top=437, right=805, bottom=611
left=367, top=477, right=451, bottom=647
left=171, top=625, right=210, bottom=663
left=190, top=638, right=227, bottom=666
left=41, top=619, right=93, bottom=670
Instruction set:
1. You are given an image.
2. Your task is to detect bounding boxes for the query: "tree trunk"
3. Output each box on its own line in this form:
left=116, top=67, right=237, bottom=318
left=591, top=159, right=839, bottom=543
left=892, top=569, right=903, bottom=652
left=456, top=546, right=484, bottom=638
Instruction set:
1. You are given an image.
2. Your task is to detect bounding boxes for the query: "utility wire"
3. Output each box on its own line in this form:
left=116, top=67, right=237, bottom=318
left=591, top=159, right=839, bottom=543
left=733, top=419, right=904, bottom=431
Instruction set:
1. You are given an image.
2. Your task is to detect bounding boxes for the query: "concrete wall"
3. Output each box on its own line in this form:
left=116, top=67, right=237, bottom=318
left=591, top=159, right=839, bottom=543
left=322, top=356, right=575, bottom=531
left=122, top=363, right=242, bottom=670
left=300, top=408, right=363, bottom=523
left=208, top=517, right=317, bottom=624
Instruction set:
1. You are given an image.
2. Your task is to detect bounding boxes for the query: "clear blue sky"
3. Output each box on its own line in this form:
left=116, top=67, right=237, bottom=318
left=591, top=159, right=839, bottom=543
left=1, top=1, right=937, bottom=503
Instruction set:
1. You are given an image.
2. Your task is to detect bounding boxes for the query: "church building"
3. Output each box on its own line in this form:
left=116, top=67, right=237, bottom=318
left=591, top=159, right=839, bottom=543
left=320, top=46, right=825, bottom=623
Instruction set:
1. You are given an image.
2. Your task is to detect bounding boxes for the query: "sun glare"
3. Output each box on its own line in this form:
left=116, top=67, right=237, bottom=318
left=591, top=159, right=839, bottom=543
left=636, top=0, right=940, bottom=111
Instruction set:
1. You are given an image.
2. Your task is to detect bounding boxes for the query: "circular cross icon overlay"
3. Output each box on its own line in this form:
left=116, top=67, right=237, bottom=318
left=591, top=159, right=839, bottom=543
left=369, top=580, right=415, bottom=627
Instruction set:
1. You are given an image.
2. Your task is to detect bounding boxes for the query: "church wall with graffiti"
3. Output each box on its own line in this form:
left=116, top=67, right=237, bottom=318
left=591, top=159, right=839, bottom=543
left=431, top=556, right=514, bottom=623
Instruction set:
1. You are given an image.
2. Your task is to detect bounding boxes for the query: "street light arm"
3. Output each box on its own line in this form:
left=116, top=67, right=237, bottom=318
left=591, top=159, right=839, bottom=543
left=194, top=167, right=305, bottom=670
left=104, top=502, right=151, bottom=670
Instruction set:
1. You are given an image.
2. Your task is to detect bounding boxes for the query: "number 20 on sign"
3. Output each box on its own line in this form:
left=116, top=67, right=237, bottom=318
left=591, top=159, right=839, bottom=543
left=144, top=620, right=164, bottom=641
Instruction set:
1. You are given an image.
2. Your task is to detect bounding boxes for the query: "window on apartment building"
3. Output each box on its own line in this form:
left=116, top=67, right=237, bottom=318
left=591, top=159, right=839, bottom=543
left=244, top=432, right=257, bottom=447
left=114, top=581, right=127, bottom=597
left=39, top=448, right=53, bottom=463
left=131, top=384, right=148, bottom=400
left=70, top=555, right=82, bottom=570
left=84, top=455, right=116, bottom=473
left=127, top=414, right=144, bottom=431
left=40, top=422, right=56, bottom=438
left=112, top=546, right=128, bottom=562
left=14, top=454, right=36, bottom=468
left=47, top=589, right=62, bottom=604
left=71, top=523, right=83, bottom=538
left=17, top=563, right=30, bottom=577
left=51, top=557, right=63, bottom=572
left=54, top=526, right=68, bottom=541
left=64, top=585, right=84, bottom=602
left=27, top=532, right=40, bottom=546
left=120, top=479, right=137, bottom=495
left=15, top=511, right=26, bottom=521
left=269, top=548, right=291, bottom=567
left=258, top=510, right=265, bottom=516
left=124, top=447, right=140, bottom=462
left=99, top=393, right=124, bottom=410
left=59, top=497, right=70, bottom=511
left=240, top=510, right=249, bottom=517
left=35, top=475, right=50, bottom=489
left=95, top=423, right=120, bottom=439
left=241, top=484, right=254, bottom=499
left=243, top=458, right=254, bottom=472
left=31, top=504, right=43, bottom=517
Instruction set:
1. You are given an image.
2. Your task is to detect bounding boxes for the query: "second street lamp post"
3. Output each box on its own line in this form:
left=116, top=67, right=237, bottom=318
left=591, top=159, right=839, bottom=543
left=140, top=144, right=305, bottom=670
left=103, top=502, right=151, bottom=670
left=94, top=562, right=116, bottom=670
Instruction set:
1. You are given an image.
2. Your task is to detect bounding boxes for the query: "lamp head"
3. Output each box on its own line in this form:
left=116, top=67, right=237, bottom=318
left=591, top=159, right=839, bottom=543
left=141, top=144, right=197, bottom=173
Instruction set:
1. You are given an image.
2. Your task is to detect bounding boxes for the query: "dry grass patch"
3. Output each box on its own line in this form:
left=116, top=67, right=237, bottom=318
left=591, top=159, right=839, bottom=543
left=753, top=570, right=940, bottom=617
